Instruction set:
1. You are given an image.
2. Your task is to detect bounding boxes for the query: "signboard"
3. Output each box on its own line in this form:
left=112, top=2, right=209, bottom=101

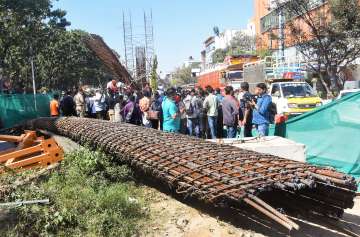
left=224, top=55, right=259, bottom=66
left=283, top=72, right=305, bottom=80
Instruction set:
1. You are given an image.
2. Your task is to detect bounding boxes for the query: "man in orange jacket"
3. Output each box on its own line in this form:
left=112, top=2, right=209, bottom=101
left=50, top=94, right=60, bottom=117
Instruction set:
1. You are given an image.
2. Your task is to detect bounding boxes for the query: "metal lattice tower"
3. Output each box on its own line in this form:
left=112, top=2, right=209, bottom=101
left=135, top=46, right=147, bottom=86
left=123, top=11, right=135, bottom=77
left=144, top=10, right=155, bottom=81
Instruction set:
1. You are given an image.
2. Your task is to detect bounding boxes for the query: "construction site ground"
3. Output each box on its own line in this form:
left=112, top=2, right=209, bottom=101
left=51, top=135, right=360, bottom=237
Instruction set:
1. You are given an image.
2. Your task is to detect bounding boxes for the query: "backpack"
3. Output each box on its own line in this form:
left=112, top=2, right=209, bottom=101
left=268, top=102, right=277, bottom=124
left=185, top=99, right=194, bottom=115
left=150, top=99, right=162, bottom=112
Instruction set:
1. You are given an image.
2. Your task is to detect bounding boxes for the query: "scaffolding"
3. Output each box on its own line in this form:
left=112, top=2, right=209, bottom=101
left=122, top=11, right=135, bottom=77
left=122, top=10, right=155, bottom=86
left=144, top=10, right=155, bottom=81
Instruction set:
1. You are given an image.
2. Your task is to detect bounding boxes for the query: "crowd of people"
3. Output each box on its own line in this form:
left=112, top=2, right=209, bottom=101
left=50, top=80, right=274, bottom=138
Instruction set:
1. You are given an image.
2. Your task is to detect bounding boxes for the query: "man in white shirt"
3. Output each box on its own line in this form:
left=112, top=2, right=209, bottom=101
left=203, top=86, right=219, bottom=139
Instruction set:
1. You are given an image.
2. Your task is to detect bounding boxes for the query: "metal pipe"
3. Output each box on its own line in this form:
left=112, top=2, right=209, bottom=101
left=248, top=194, right=299, bottom=230
left=244, top=198, right=293, bottom=230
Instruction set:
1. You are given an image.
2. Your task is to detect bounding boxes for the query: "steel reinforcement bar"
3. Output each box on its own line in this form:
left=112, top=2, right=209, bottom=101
left=26, top=117, right=357, bottom=231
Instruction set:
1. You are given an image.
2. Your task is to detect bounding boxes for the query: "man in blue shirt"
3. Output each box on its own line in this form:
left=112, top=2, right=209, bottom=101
left=162, top=88, right=180, bottom=133
left=251, top=83, right=272, bottom=136
left=215, top=88, right=224, bottom=103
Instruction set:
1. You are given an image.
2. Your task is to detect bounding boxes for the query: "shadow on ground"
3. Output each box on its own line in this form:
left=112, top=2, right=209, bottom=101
left=137, top=174, right=360, bottom=237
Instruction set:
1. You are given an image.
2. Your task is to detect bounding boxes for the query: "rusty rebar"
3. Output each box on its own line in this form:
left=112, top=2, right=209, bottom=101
left=24, top=117, right=358, bottom=231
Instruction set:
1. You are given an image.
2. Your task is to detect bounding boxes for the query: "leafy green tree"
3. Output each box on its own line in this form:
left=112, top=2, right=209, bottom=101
left=171, top=66, right=193, bottom=86
left=0, top=0, right=109, bottom=92
left=256, top=48, right=272, bottom=59
left=150, top=56, right=158, bottom=91
left=35, top=30, right=109, bottom=90
left=211, top=32, right=256, bottom=62
left=277, top=0, right=360, bottom=95
left=0, top=0, right=69, bottom=87
left=212, top=49, right=227, bottom=63
left=227, top=32, right=256, bottom=56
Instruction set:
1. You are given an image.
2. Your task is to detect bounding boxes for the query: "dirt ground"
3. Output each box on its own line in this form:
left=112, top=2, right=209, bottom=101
left=139, top=185, right=360, bottom=237
left=53, top=134, right=360, bottom=237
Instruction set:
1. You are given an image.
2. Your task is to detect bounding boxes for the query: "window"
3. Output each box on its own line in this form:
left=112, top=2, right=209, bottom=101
left=260, top=10, right=279, bottom=33
left=280, top=83, right=316, bottom=98
left=260, top=0, right=327, bottom=33
left=227, top=71, right=243, bottom=80
left=271, top=84, right=281, bottom=97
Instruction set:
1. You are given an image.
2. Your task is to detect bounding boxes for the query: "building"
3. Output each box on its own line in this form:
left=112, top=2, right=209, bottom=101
left=254, top=0, right=328, bottom=56
left=183, top=56, right=201, bottom=78
left=215, top=29, right=244, bottom=50
left=202, top=36, right=216, bottom=70
left=201, top=26, right=256, bottom=71
left=183, top=56, right=200, bottom=68
left=253, top=0, right=360, bottom=81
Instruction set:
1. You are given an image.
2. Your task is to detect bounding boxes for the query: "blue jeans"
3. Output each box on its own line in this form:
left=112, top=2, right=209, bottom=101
left=256, top=123, right=269, bottom=137
left=187, top=118, right=200, bottom=137
left=207, top=116, right=217, bottom=139
left=226, top=126, right=237, bottom=138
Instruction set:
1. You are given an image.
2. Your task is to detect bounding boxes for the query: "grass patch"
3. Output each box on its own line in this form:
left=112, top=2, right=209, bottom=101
left=0, top=148, right=148, bottom=237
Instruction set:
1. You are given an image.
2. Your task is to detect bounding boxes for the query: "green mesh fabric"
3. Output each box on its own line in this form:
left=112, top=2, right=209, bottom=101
left=0, top=94, right=52, bottom=128
left=280, top=92, right=360, bottom=188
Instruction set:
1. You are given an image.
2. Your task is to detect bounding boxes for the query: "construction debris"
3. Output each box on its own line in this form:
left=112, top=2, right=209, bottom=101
left=84, top=34, right=136, bottom=88
left=26, top=117, right=357, bottom=231
left=0, top=131, right=64, bottom=172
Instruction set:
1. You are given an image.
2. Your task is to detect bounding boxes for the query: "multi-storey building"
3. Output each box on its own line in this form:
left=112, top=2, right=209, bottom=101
left=253, top=0, right=360, bottom=81
left=254, top=0, right=328, bottom=57
left=201, top=24, right=256, bottom=71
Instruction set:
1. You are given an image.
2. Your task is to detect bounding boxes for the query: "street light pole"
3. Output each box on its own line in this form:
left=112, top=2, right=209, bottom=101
left=30, top=47, right=37, bottom=110
left=27, top=16, right=37, bottom=110
left=278, top=7, right=285, bottom=59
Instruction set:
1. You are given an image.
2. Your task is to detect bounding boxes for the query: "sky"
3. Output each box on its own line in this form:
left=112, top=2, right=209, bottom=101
left=53, top=0, right=254, bottom=74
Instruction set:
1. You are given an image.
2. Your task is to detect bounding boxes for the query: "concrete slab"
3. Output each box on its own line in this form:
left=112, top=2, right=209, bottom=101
left=208, top=136, right=306, bottom=162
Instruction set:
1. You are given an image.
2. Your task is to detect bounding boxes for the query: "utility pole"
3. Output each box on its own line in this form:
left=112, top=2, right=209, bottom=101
left=278, top=7, right=285, bottom=59
left=29, top=45, right=37, bottom=110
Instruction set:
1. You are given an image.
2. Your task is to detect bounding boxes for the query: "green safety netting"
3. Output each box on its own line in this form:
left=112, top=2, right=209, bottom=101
left=0, top=94, right=52, bottom=128
left=280, top=92, right=360, bottom=188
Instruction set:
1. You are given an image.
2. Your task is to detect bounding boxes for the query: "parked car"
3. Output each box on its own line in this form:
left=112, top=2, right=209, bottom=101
left=270, top=81, right=322, bottom=116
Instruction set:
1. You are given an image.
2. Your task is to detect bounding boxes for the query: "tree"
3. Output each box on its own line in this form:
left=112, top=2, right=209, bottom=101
left=0, top=0, right=110, bottom=91
left=35, top=30, right=109, bottom=90
left=211, top=32, right=256, bottom=62
left=171, top=66, right=193, bottom=86
left=0, top=0, right=69, bottom=84
left=276, top=0, right=360, bottom=96
left=256, top=48, right=272, bottom=59
left=150, top=55, right=158, bottom=91
left=228, top=32, right=256, bottom=56
left=212, top=49, right=227, bottom=63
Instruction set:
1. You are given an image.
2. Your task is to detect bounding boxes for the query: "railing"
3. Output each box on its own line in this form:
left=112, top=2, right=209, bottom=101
left=244, top=56, right=307, bottom=80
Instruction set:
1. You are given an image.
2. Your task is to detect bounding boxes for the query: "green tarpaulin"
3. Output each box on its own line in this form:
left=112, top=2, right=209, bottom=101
left=282, top=92, right=360, bottom=187
left=0, top=94, right=52, bottom=128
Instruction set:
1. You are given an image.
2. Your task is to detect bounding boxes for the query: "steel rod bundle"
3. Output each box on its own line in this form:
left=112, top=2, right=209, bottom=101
left=84, top=34, right=133, bottom=87
left=26, top=117, right=357, bottom=231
